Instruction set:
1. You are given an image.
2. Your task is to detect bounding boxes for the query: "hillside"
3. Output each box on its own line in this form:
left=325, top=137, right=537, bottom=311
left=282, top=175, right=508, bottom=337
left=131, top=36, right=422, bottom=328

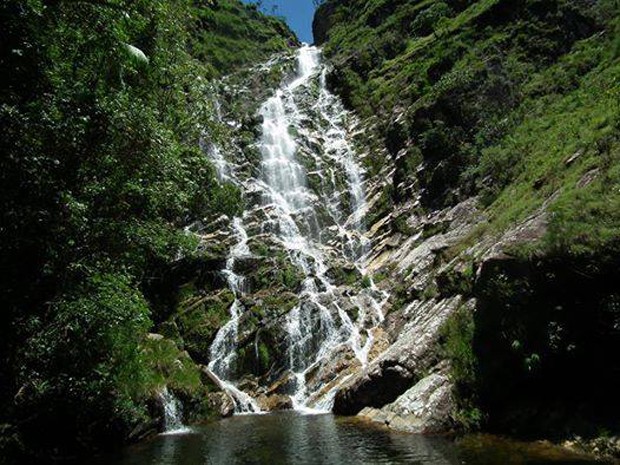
left=314, top=0, right=620, bottom=446
left=1, top=0, right=620, bottom=462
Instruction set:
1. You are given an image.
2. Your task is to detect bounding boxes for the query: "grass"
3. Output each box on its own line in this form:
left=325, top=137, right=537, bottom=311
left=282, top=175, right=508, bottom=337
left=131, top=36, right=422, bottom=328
left=191, top=0, right=297, bottom=76
left=140, top=336, right=203, bottom=395
left=476, top=34, right=620, bottom=254
left=320, top=0, right=620, bottom=256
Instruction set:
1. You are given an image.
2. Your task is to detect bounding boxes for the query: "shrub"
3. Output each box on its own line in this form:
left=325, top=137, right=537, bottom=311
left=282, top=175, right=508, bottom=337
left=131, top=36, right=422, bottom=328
left=440, top=304, right=482, bottom=430
left=16, top=273, right=151, bottom=453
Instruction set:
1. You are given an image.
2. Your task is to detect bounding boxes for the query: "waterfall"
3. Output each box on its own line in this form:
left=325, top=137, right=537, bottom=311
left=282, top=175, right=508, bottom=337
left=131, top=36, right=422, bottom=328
left=159, top=387, right=191, bottom=435
left=205, top=45, right=388, bottom=414
left=255, top=46, right=387, bottom=410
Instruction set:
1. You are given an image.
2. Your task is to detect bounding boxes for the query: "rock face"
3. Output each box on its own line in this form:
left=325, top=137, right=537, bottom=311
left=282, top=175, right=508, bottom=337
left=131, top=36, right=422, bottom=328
left=177, top=0, right=619, bottom=446
left=359, top=371, right=454, bottom=434
left=312, top=1, right=338, bottom=45
left=189, top=46, right=392, bottom=415
left=333, top=297, right=463, bottom=415
left=257, top=394, right=293, bottom=411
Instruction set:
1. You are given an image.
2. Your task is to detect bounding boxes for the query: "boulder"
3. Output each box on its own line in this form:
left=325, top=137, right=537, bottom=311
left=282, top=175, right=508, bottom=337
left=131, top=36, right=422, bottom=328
left=207, top=392, right=235, bottom=418
left=333, top=297, right=462, bottom=415
left=358, top=372, right=455, bottom=434
left=257, top=394, right=293, bottom=411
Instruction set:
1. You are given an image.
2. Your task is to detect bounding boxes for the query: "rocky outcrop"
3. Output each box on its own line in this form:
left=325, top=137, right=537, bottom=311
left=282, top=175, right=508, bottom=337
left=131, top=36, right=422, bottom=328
left=173, top=1, right=620, bottom=449
left=358, top=371, right=455, bottom=433
left=207, top=392, right=235, bottom=418
left=312, top=1, right=338, bottom=45
left=257, top=394, right=293, bottom=411
left=333, top=297, right=463, bottom=415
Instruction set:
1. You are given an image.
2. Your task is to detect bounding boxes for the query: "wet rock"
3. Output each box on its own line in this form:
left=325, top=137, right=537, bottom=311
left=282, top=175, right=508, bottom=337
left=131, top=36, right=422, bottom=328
left=257, top=394, right=293, bottom=411
left=207, top=392, right=235, bottom=418
left=127, top=419, right=158, bottom=443
left=304, top=345, right=360, bottom=394
left=358, top=372, right=455, bottom=433
left=232, top=256, right=263, bottom=277
left=265, top=372, right=297, bottom=395
left=333, top=361, right=415, bottom=415
left=367, top=327, right=390, bottom=361
left=333, top=297, right=462, bottom=415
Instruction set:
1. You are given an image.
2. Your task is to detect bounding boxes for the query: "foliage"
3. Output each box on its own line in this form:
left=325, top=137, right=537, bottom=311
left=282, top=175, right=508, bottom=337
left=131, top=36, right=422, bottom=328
left=318, top=0, right=619, bottom=216
left=473, top=256, right=620, bottom=435
left=316, top=0, right=620, bottom=439
left=191, top=0, right=298, bottom=76
left=439, top=304, right=482, bottom=431
left=15, top=272, right=151, bottom=454
left=0, top=0, right=293, bottom=458
left=140, top=336, right=203, bottom=395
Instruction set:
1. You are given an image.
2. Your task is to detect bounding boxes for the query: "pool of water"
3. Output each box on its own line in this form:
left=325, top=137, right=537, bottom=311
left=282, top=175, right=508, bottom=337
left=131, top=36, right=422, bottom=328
left=91, top=412, right=599, bottom=465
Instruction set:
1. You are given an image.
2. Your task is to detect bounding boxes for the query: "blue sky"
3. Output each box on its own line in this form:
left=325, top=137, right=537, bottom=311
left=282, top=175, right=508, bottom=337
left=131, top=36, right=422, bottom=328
left=242, top=0, right=317, bottom=44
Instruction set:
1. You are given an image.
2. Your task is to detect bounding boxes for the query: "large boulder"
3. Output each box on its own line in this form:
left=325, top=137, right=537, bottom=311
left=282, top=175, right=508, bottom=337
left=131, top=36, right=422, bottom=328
left=207, top=392, right=235, bottom=418
left=257, top=394, right=293, bottom=411
left=333, top=297, right=463, bottom=415
left=358, top=371, right=455, bottom=433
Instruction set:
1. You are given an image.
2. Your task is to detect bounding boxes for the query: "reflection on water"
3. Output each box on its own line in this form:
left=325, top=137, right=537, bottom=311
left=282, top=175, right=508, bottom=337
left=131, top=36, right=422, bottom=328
left=91, top=412, right=599, bottom=465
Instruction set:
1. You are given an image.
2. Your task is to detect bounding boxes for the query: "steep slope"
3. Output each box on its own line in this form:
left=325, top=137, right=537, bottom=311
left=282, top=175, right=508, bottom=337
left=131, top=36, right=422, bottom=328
left=191, top=0, right=298, bottom=75
left=163, top=45, right=390, bottom=416
left=314, top=0, right=620, bottom=449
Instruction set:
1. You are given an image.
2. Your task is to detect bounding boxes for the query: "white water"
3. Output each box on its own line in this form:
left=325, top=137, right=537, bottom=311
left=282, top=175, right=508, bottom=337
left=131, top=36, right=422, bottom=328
left=255, top=46, right=387, bottom=410
left=159, top=387, right=191, bottom=435
left=208, top=217, right=262, bottom=414
left=204, top=45, right=388, bottom=414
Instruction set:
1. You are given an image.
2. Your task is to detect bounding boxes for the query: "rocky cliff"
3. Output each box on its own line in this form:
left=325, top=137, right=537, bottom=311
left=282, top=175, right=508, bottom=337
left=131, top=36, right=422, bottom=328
left=111, top=0, right=620, bottom=453
left=313, top=0, right=620, bottom=447
left=163, top=0, right=620, bottom=450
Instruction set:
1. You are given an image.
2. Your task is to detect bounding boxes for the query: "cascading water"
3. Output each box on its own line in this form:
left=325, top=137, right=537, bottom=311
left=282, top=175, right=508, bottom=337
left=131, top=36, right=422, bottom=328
left=205, top=45, right=388, bottom=414
left=203, top=82, right=262, bottom=414
left=255, top=46, right=387, bottom=410
left=207, top=217, right=262, bottom=414
left=159, top=387, right=191, bottom=435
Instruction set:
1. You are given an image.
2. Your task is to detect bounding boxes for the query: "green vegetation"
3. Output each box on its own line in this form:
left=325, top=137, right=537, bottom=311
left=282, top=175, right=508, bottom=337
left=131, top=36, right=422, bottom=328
left=317, top=0, right=620, bottom=440
left=174, top=289, right=235, bottom=362
left=0, top=0, right=293, bottom=459
left=318, top=0, right=620, bottom=222
left=474, top=256, right=620, bottom=436
left=192, top=0, right=298, bottom=75
left=437, top=260, right=476, bottom=297
left=439, top=304, right=482, bottom=431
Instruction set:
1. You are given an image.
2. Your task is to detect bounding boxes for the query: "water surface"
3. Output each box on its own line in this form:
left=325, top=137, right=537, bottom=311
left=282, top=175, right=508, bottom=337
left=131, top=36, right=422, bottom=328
left=92, top=412, right=599, bottom=465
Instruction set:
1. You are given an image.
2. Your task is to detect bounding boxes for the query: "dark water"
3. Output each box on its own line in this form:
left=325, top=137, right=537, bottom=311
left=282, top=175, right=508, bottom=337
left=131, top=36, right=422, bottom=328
left=92, top=412, right=599, bottom=465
